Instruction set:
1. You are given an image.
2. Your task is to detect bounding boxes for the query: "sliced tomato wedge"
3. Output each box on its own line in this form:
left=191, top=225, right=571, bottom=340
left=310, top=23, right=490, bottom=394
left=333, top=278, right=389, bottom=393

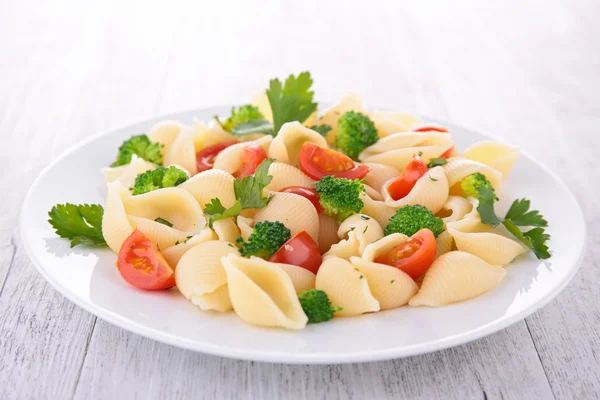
left=117, top=230, right=175, bottom=290
left=374, top=229, right=436, bottom=279
left=269, top=231, right=322, bottom=274
left=234, top=144, right=268, bottom=178
left=387, top=155, right=428, bottom=200
left=410, top=123, right=448, bottom=133
left=280, top=186, right=323, bottom=214
left=439, top=146, right=456, bottom=159
left=298, top=142, right=370, bottom=180
left=196, top=140, right=238, bottom=173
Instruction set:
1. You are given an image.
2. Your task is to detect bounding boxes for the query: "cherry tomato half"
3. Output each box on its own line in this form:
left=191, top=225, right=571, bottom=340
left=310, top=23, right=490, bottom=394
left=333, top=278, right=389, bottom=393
left=410, top=123, right=449, bottom=133
left=117, top=230, right=175, bottom=290
left=196, top=140, right=238, bottom=173
left=234, top=144, right=268, bottom=178
left=439, top=146, right=456, bottom=159
left=269, top=231, right=322, bottom=274
left=298, top=142, right=371, bottom=180
left=280, top=186, right=323, bottom=214
left=387, top=155, right=428, bottom=200
left=374, top=229, right=436, bottom=279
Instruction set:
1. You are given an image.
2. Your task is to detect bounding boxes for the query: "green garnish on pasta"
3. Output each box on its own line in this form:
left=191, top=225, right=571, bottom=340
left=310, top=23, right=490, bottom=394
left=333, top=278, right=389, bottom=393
left=111, top=134, right=163, bottom=167
left=48, top=204, right=107, bottom=248
left=131, top=166, right=188, bottom=195
left=267, top=71, right=318, bottom=134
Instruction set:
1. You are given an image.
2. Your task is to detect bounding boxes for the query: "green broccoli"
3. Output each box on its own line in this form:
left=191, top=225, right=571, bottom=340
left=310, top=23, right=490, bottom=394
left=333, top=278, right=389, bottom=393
left=298, top=289, right=342, bottom=323
left=461, top=173, right=498, bottom=199
left=315, top=176, right=365, bottom=221
left=221, top=105, right=265, bottom=132
left=384, top=205, right=444, bottom=238
left=131, top=166, right=189, bottom=195
left=335, top=111, right=378, bottom=160
left=236, top=221, right=291, bottom=259
left=111, top=134, right=163, bottom=167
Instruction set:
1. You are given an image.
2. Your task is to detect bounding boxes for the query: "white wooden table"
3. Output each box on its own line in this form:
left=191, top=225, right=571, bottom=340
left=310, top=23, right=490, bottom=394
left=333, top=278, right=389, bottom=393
left=1, top=1, right=598, bottom=398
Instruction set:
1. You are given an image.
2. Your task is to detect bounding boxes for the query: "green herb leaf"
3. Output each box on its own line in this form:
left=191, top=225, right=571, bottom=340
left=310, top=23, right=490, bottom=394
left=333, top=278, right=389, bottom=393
left=502, top=220, right=551, bottom=259
left=476, top=184, right=501, bottom=227
left=267, top=72, right=318, bottom=134
left=48, top=204, right=107, bottom=247
left=311, top=124, right=332, bottom=137
left=231, top=119, right=274, bottom=136
left=505, top=198, right=548, bottom=227
left=154, top=217, right=173, bottom=227
left=427, top=157, right=448, bottom=168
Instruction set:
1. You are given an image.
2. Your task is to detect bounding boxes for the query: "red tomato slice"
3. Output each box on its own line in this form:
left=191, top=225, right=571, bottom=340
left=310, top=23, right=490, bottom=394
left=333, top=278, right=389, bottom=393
left=439, top=146, right=456, bottom=159
left=387, top=155, right=428, bottom=200
left=196, top=140, right=238, bottom=173
left=269, top=231, right=322, bottom=274
left=374, top=229, right=436, bottom=279
left=298, top=142, right=371, bottom=180
left=410, top=123, right=448, bottom=133
left=234, top=144, right=268, bottom=178
left=279, top=186, right=323, bottom=214
left=117, top=230, right=175, bottom=290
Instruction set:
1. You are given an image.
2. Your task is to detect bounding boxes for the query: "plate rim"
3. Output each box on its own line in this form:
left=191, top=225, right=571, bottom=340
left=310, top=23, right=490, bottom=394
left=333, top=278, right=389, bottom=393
left=19, top=106, right=587, bottom=364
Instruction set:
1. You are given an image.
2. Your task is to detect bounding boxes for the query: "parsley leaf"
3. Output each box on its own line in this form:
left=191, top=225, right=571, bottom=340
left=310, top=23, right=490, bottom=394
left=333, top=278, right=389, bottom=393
left=231, top=120, right=274, bottom=136
left=311, top=124, right=332, bottom=137
left=505, top=198, right=548, bottom=227
left=476, top=184, right=501, bottom=227
left=154, top=217, right=173, bottom=227
left=48, top=204, right=107, bottom=247
left=427, top=157, right=448, bottom=168
left=267, top=72, right=318, bottom=134
left=204, top=158, right=275, bottom=226
left=502, top=220, right=551, bottom=259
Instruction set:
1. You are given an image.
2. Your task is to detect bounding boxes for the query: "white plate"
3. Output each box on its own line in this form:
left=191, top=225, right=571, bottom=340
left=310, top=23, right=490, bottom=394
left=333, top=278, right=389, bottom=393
left=20, top=106, right=586, bottom=364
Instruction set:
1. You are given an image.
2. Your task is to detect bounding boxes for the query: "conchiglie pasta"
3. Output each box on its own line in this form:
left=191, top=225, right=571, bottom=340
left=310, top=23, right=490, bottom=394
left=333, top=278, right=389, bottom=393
left=147, top=120, right=185, bottom=154
left=237, top=216, right=254, bottom=242
left=447, top=218, right=528, bottom=266
left=437, top=196, right=473, bottom=225
left=409, top=251, right=506, bottom=306
left=212, top=218, right=241, bottom=243
left=318, top=214, right=340, bottom=254
left=193, top=118, right=236, bottom=151
left=350, top=256, right=417, bottom=310
left=318, top=92, right=366, bottom=145
left=162, top=126, right=197, bottom=175
left=359, top=131, right=452, bottom=159
left=102, top=182, right=135, bottom=253
left=125, top=188, right=206, bottom=232
left=382, top=166, right=449, bottom=214
left=128, top=216, right=198, bottom=251
left=222, top=254, right=308, bottom=330
left=462, top=141, right=519, bottom=178
left=315, top=256, right=380, bottom=317
left=443, top=158, right=503, bottom=193
left=254, top=192, right=319, bottom=244
left=359, top=192, right=396, bottom=229
left=265, top=162, right=314, bottom=191
left=324, top=214, right=383, bottom=260
left=435, top=230, right=454, bottom=258
left=101, top=155, right=156, bottom=189
left=175, top=240, right=238, bottom=312
left=268, top=122, right=327, bottom=166
left=179, top=169, right=236, bottom=210
left=273, top=263, right=316, bottom=294
left=364, top=184, right=383, bottom=201
left=364, top=163, right=399, bottom=193
left=162, top=228, right=217, bottom=268
left=361, top=233, right=409, bottom=262
left=213, top=135, right=273, bottom=175
left=368, top=111, right=421, bottom=137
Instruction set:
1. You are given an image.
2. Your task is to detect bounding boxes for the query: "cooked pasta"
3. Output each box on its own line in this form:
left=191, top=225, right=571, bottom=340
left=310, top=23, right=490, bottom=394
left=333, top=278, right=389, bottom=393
left=265, top=162, right=314, bottom=191
left=382, top=166, right=449, bottom=213
left=101, top=154, right=156, bottom=188
left=437, top=196, right=473, bottom=225
left=318, top=92, right=366, bottom=145
left=462, top=140, right=519, bottom=178
left=324, top=214, right=384, bottom=260
left=268, top=122, right=327, bottom=166
left=213, top=135, right=273, bottom=175
left=368, top=111, right=421, bottom=137
left=444, top=157, right=503, bottom=193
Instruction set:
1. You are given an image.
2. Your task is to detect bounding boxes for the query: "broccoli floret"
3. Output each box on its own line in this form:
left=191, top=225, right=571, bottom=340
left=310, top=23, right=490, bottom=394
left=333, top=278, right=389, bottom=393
left=315, top=176, right=365, bottom=221
left=335, top=111, right=378, bottom=160
left=111, top=134, right=163, bottom=167
left=236, top=221, right=291, bottom=259
left=298, top=289, right=342, bottom=323
left=131, top=166, right=189, bottom=195
left=222, top=105, right=265, bottom=132
left=461, top=173, right=497, bottom=199
left=384, top=205, right=444, bottom=238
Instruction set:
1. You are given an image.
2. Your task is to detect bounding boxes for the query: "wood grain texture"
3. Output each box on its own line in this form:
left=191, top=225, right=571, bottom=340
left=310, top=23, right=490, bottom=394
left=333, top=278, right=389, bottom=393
left=0, top=0, right=598, bottom=399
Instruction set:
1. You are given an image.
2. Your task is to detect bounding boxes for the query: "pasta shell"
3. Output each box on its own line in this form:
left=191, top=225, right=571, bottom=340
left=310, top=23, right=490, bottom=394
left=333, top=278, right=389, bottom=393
left=101, top=154, right=157, bottom=188
left=179, top=169, right=236, bottom=210
left=102, top=182, right=135, bottom=253
left=350, top=256, right=418, bottom=310
left=325, top=214, right=383, bottom=260
left=254, top=192, right=319, bottom=244
left=359, top=192, right=396, bottom=229
left=435, top=230, right=454, bottom=258
left=368, top=111, right=421, bottom=137
left=175, top=240, right=238, bottom=312
left=251, top=91, right=273, bottom=122
left=164, top=126, right=198, bottom=175
left=382, top=166, right=449, bottom=214
left=360, top=131, right=451, bottom=159
left=213, top=135, right=273, bottom=174
left=193, top=118, right=236, bottom=151
left=409, top=251, right=506, bottom=306
left=361, top=233, right=409, bottom=262
left=437, top=196, right=473, bottom=225
left=268, top=122, right=327, bottom=166
left=128, top=216, right=198, bottom=251
left=315, top=256, right=380, bottom=317
left=265, top=162, right=315, bottom=191
left=318, top=214, right=340, bottom=254
left=364, top=163, right=399, bottom=193
left=212, top=218, right=241, bottom=243
left=147, top=120, right=185, bottom=155
left=360, top=145, right=454, bottom=172
left=162, top=228, right=217, bottom=268
left=443, top=157, right=503, bottom=193
left=125, top=187, right=206, bottom=232
left=447, top=218, right=528, bottom=266
left=237, top=216, right=254, bottom=242
left=222, top=254, right=308, bottom=330
left=318, top=92, right=366, bottom=145
left=364, top=184, right=383, bottom=201
left=462, top=141, right=519, bottom=178
left=273, top=262, right=316, bottom=294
